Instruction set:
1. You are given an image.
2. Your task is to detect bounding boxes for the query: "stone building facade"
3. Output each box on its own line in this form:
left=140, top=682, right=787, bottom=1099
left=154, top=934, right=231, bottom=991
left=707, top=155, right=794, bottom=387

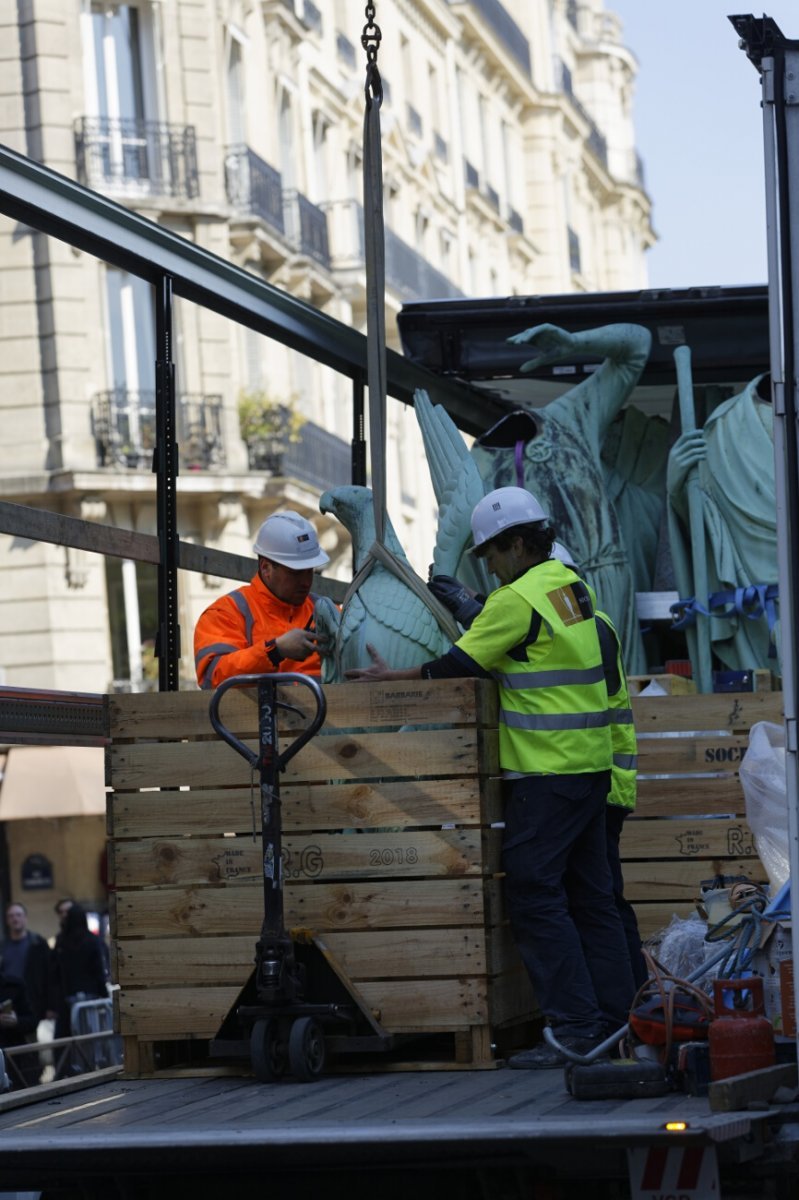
left=0, top=0, right=654, bottom=694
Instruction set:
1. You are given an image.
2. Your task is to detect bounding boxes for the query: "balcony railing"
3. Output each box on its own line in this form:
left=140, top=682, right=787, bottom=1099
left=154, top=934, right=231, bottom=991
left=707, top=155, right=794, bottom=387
left=323, top=200, right=463, bottom=302
left=483, top=183, right=500, bottom=212
left=384, top=226, right=463, bottom=300
left=454, top=0, right=531, bottom=76
left=336, top=31, right=357, bottom=69
left=283, top=190, right=331, bottom=268
left=508, top=206, right=524, bottom=234
left=225, top=145, right=285, bottom=236
left=407, top=104, right=423, bottom=138
left=557, top=61, right=609, bottom=170
left=92, top=390, right=225, bottom=471
left=568, top=225, right=581, bottom=274
left=75, top=117, right=199, bottom=200
left=300, top=0, right=322, bottom=35
left=281, top=421, right=351, bottom=489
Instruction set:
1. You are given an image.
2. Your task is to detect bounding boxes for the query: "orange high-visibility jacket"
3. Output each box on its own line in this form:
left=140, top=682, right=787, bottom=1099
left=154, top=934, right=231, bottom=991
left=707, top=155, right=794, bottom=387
left=194, top=573, right=320, bottom=689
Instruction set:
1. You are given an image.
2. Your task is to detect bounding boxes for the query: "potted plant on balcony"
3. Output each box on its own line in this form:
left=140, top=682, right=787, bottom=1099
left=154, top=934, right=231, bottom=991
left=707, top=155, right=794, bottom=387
left=237, top=389, right=306, bottom=472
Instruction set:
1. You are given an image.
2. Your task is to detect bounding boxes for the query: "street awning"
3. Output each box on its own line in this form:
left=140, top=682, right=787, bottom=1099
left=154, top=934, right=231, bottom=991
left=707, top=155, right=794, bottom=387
left=0, top=746, right=106, bottom=819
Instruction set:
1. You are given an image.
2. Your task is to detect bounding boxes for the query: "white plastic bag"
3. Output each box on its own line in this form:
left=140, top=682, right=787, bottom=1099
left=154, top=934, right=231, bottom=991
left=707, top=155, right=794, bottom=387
left=739, top=720, right=789, bottom=892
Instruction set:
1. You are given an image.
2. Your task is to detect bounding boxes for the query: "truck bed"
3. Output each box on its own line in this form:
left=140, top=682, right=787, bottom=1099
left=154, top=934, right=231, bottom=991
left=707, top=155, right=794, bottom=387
left=0, top=1067, right=792, bottom=1197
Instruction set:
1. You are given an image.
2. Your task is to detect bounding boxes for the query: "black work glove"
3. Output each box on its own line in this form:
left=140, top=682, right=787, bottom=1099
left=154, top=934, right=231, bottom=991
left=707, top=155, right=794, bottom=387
left=428, top=575, right=485, bottom=629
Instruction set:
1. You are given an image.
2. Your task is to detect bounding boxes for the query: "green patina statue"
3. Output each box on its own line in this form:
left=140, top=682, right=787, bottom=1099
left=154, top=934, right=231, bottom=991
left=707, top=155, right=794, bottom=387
left=417, top=323, right=655, bottom=674
left=667, top=373, right=779, bottom=677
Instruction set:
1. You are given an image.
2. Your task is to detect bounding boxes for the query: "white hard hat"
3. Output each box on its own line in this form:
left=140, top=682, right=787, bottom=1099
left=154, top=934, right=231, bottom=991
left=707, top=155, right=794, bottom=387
left=253, top=511, right=330, bottom=569
left=470, top=487, right=549, bottom=552
left=551, top=541, right=577, bottom=570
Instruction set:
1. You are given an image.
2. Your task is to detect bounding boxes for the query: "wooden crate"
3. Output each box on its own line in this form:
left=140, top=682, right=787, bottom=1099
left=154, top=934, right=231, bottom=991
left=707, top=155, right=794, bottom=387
left=626, top=690, right=781, bottom=938
left=628, top=673, right=697, bottom=696
left=106, top=678, right=535, bottom=1074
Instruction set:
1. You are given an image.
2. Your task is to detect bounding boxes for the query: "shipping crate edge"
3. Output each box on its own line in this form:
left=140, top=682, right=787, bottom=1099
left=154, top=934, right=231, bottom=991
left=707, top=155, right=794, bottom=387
left=106, top=680, right=780, bottom=1074
left=107, top=678, right=536, bottom=1071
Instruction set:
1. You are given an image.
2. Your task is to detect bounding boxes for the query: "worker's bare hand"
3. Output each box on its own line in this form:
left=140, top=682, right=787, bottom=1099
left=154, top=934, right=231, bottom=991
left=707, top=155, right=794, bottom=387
left=345, top=643, right=393, bottom=682
left=508, top=323, right=574, bottom=370
left=276, top=628, right=319, bottom=662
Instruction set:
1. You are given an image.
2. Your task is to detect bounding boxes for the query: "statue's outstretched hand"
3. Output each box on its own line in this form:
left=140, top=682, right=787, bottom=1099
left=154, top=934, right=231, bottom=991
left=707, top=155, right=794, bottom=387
left=667, top=430, right=707, bottom=497
left=508, top=323, right=575, bottom=371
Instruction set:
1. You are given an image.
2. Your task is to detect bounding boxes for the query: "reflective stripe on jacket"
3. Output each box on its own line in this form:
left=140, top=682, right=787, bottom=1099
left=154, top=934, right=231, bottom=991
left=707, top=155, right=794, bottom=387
left=457, top=559, right=613, bottom=776
left=193, top=573, right=320, bottom=689
left=595, top=610, right=637, bottom=811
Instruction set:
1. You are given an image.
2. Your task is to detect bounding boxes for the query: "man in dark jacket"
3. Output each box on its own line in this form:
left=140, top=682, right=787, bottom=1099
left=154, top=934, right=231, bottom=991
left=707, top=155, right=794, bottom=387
left=1, top=902, right=50, bottom=1024
left=0, top=967, right=38, bottom=1088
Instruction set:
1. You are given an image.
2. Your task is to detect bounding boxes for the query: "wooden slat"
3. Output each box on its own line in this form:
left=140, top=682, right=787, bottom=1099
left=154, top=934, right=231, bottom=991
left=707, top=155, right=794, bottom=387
left=117, top=978, right=489, bottom=1038
left=108, top=778, right=499, bottom=839
left=621, top=858, right=766, bottom=902
left=636, top=735, right=749, bottom=773
left=111, top=829, right=488, bottom=888
left=107, top=728, right=491, bottom=791
left=115, top=929, right=488, bottom=987
left=620, top=816, right=758, bottom=860
left=635, top=776, right=745, bottom=816
left=108, top=678, right=497, bottom=740
left=632, top=691, right=782, bottom=733
left=113, top=880, right=488, bottom=938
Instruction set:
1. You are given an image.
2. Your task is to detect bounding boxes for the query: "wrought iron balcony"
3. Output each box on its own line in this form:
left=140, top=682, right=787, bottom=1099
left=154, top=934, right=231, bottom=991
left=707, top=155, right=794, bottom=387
left=323, top=200, right=463, bottom=302
left=225, top=145, right=285, bottom=236
left=336, top=31, right=357, bottom=69
left=407, top=104, right=423, bottom=138
left=300, top=0, right=322, bottom=35
left=283, top=190, right=331, bottom=268
left=75, top=117, right=199, bottom=200
left=384, top=225, right=463, bottom=301
left=568, top=225, right=581, bottom=274
left=483, top=183, right=500, bottom=212
left=557, top=61, right=609, bottom=170
left=508, top=206, right=524, bottom=234
left=452, top=0, right=531, bottom=76
left=281, top=421, right=351, bottom=490
left=92, top=390, right=225, bottom=471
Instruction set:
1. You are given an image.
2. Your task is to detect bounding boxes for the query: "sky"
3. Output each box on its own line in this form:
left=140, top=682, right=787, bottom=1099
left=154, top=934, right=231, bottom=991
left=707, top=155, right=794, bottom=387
left=610, top=2, right=797, bottom=289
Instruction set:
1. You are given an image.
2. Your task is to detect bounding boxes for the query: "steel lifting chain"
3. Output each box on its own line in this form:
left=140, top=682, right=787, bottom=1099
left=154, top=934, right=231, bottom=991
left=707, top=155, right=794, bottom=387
left=362, top=3, right=383, bottom=105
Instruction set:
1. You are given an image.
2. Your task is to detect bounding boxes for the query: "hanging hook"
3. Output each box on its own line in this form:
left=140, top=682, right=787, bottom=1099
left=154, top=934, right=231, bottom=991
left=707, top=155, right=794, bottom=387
left=362, top=2, right=383, bottom=108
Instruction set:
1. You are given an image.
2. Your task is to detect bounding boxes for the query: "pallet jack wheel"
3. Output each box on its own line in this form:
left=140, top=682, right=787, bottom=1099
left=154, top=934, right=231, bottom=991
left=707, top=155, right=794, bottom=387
left=288, top=1017, right=326, bottom=1082
left=250, top=1018, right=287, bottom=1083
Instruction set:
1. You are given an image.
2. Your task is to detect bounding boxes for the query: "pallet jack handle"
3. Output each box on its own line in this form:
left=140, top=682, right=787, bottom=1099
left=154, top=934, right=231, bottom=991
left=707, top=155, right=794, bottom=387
left=208, top=672, right=327, bottom=771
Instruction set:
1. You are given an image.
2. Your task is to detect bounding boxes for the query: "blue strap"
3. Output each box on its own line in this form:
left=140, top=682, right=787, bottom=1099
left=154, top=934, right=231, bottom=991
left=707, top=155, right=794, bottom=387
left=670, top=583, right=779, bottom=657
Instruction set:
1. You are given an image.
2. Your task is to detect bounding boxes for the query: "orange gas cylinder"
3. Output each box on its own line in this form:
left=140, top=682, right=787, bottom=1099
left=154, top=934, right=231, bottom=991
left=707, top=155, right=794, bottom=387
left=709, top=977, right=775, bottom=1082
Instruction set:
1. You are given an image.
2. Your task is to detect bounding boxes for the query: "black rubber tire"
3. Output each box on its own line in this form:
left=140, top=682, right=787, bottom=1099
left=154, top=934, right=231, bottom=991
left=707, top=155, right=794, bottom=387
left=287, top=1016, right=326, bottom=1082
left=250, top=1017, right=286, bottom=1083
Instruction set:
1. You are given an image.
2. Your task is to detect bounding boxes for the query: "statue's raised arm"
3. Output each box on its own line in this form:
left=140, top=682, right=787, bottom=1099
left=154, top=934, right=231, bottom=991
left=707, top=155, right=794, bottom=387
left=510, top=323, right=652, bottom=443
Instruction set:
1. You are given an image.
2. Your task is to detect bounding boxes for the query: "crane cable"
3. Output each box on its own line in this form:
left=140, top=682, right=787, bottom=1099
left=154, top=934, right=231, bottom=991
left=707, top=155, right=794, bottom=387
left=340, top=6, right=459, bottom=642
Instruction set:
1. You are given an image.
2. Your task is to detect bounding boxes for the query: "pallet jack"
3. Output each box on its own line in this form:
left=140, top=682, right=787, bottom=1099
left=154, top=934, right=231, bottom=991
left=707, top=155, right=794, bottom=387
left=208, top=672, right=393, bottom=1082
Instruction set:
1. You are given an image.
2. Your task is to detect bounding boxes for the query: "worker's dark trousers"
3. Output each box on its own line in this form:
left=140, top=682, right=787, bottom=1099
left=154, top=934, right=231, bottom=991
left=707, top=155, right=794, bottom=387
left=605, top=804, right=648, bottom=991
left=502, top=771, right=636, bottom=1040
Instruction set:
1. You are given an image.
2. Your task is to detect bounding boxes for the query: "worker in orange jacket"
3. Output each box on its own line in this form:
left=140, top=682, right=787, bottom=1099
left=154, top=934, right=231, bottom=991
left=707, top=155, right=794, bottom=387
left=194, top=511, right=330, bottom=689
